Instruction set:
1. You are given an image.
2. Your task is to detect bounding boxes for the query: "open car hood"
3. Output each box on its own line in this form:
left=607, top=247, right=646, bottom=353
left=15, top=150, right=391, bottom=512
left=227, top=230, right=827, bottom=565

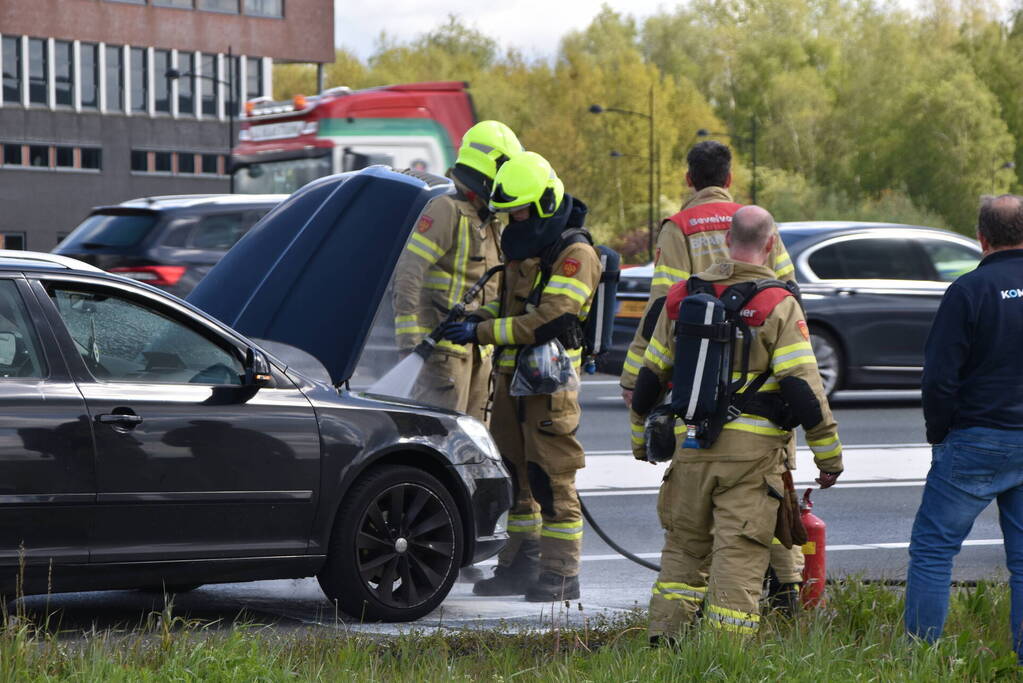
left=188, top=166, right=451, bottom=385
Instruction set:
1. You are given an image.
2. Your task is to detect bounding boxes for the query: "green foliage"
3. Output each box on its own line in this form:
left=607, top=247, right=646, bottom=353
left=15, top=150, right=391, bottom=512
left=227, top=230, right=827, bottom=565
left=273, top=2, right=1023, bottom=244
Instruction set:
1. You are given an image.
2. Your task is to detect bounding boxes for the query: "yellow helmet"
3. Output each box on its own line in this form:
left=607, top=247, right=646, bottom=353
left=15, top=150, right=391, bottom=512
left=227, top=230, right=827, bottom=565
left=490, top=151, right=565, bottom=218
left=455, top=120, right=523, bottom=181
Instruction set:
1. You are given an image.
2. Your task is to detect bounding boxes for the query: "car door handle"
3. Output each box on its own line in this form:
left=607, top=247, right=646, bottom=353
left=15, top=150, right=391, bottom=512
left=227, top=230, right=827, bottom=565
left=96, top=412, right=143, bottom=427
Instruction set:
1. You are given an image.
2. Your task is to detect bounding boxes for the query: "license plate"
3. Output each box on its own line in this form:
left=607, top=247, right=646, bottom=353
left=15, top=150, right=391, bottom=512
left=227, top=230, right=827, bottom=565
left=617, top=299, right=647, bottom=319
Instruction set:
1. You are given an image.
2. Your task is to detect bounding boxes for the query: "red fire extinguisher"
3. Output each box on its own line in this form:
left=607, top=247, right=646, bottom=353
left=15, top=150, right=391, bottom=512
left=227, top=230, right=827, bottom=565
left=801, top=488, right=826, bottom=607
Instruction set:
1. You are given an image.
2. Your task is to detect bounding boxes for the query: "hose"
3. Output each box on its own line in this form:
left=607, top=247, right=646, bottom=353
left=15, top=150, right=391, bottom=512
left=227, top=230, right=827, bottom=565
left=578, top=496, right=662, bottom=572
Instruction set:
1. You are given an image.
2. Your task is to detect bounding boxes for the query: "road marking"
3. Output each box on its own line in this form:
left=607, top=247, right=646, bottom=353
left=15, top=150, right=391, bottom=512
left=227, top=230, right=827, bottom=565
left=579, top=480, right=927, bottom=496
left=478, top=539, right=1004, bottom=566
left=581, top=380, right=623, bottom=386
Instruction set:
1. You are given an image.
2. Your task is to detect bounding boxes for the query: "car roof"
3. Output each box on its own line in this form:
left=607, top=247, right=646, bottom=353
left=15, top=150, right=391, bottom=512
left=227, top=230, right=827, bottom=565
left=777, top=220, right=959, bottom=238
left=0, top=250, right=105, bottom=273
left=94, top=193, right=288, bottom=212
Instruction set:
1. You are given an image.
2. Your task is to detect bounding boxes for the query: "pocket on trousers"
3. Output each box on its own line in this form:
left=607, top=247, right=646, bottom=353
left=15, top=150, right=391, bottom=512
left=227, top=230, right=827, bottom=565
left=949, top=442, right=1008, bottom=490
left=657, top=465, right=674, bottom=530
left=537, top=392, right=580, bottom=437
left=739, top=474, right=783, bottom=548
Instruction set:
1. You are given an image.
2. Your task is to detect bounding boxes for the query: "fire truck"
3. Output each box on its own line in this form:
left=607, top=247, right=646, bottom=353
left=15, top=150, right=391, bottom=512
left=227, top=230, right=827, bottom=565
left=232, top=81, right=477, bottom=194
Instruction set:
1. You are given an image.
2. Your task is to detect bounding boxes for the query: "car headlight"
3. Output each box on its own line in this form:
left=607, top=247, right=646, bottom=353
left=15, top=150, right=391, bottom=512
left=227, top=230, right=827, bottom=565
left=457, top=415, right=502, bottom=462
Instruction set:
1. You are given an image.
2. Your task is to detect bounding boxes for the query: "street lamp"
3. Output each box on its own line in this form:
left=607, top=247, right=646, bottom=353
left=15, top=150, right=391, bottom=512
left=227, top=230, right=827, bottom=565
left=166, top=46, right=237, bottom=193
left=589, top=85, right=656, bottom=261
left=696, top=116, right=759, bottom=204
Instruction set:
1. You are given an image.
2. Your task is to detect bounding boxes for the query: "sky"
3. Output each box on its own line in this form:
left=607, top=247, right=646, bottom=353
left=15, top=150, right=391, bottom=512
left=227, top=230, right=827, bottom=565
left=333, top=0, right=673, bottom=61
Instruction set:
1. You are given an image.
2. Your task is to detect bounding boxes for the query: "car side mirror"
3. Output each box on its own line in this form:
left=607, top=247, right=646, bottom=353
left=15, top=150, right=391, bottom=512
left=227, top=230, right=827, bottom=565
left=243, top=347, right=274, bottom=388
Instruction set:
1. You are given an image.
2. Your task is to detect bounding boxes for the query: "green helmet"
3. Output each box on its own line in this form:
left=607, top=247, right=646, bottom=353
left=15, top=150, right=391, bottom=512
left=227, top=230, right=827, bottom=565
left=455, top=120, right=523, bottom=181
left=490, top=151, right=565, bottom=218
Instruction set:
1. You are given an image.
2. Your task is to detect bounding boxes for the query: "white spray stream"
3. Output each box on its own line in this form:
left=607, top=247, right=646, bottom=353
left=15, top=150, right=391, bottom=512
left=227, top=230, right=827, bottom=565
left=367, top=348, right=427, bottom=398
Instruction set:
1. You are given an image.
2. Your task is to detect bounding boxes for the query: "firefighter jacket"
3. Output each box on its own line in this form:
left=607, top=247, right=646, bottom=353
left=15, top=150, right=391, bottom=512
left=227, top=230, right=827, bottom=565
left=620, top=186, right=795, bottom=390
left=392, top=177, right=503, bottom=358
left=474, top=241, right=601, bottom=374
left=634, top=260, right=843, bottom=471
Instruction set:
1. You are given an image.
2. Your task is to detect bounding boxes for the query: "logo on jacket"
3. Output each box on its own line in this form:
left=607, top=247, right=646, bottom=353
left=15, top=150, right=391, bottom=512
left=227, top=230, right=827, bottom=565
left=562, top=258, right=580, bottom=277
left=1001, top=288, right=1023, bottom=299
left=797, top=320, right=810, bottom=340
left=417, top=215, right=434, bottom=233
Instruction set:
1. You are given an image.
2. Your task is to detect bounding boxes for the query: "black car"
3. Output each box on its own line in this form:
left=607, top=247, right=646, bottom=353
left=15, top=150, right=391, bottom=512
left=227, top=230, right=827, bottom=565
left=1, top=168, right=511, bottom=622
left=53, top=194, right=286, bottom=297
left=608, top=222, right=981, bottom=395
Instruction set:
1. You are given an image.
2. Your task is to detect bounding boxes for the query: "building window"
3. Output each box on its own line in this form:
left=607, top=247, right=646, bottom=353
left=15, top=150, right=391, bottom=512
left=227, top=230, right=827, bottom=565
left=198, top=0, right=239, bottom=12
left=105, top=45, right=124, bottom=112
left=154, top=0, right=195, bottom=7
left=55, top=146, right=74, bottom=168
left=130, top=47, right=147, bottom=113
left=154, top=151, right=172, bottom=172
left=80, top=147, right=102, bottom=169
left=201, top=153, right=220, bottom=174
left=245, top=57, right=262, bottom=99
left=1, top=233, right=26, bottom=250
left=3, top=144, right=22, bottom=165
left=28, top=145, right=48, bottom=167
left=81, top=43, right=99, bottom=109
left=54, top=40, right=74, bottom=107
left=27, top=38, right=47, bottom=106
left=130, top=149, right=147, bottom=171
left=177, top=52, right=194, bottom=115
left=201, top=53, right=217, bottom=116
left=2, top=37, right=21, bottom=104
left=243, top=0, right=282, bottom=17
left=154, top=49, right=171, bottom=113
left=178, top=152, right=195, bottom=173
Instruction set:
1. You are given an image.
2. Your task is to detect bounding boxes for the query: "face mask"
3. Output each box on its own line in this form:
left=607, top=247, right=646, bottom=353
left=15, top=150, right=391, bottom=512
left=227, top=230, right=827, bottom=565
left=500, top=197, right=573, bottom=261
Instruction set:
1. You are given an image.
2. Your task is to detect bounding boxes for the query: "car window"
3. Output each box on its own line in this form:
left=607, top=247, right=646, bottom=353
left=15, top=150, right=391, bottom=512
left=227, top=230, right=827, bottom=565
left=0, top=280, right=46, bottom=378
left=61, top=211, right=159, bottom=249
left=919, top=239, right=979, bottom=282
left=49, top=286, right=243, bottom=385
left=807, top=238, right=930, bottom=280
left=189, top=213, right=247, bottom=250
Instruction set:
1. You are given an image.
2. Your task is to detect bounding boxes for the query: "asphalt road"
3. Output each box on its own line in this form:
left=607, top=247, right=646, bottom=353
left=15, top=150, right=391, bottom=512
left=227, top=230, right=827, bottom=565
left=16, top=376, right=1009, bottom=634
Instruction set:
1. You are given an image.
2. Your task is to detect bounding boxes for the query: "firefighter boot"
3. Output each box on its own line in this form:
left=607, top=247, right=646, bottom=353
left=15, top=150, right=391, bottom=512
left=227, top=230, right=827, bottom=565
left=524, top=572, right=580, bottom=602
left=472, top=540, right=540, bottom=596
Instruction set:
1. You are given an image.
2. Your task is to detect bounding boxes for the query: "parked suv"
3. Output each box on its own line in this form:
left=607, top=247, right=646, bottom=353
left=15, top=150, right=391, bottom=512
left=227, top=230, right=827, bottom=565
left=53, top=194, right=286, bottom=297
left=4, top=168, right=512, bottom=622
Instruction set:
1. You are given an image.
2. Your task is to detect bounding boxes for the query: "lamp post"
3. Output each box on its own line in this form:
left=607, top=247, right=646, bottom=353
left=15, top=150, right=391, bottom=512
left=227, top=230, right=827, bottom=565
left=992, top=160, right=1016, bottom=193
left=167, top=45, right=237, bottom=193
left=590, top=84, right=656, bottom=261
left=696, top=116, right=758, bottom=204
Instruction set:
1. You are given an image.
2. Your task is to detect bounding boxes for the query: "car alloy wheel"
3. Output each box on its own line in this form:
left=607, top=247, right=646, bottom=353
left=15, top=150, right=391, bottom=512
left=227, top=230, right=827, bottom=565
left=809, top=327, right=843, bottom=398
left=319, top=465, right=463, bottom=622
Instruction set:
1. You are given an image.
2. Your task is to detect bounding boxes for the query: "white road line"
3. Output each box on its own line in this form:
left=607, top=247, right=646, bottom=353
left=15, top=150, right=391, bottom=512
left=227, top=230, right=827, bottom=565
left=579, top=480, right=927, bottom=496
left=581, top=380, right=623, bottom=386
left=478, top=539, right=1004, bottom=566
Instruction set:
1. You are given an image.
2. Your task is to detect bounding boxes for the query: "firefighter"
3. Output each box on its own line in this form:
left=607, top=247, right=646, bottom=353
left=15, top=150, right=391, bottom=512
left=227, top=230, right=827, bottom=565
left=623, top=140, right=804, bottom=607
left=438, top=151, right=600, bottom=601
left=631, top=205, right=842, bottom=641
left=392, top=120, right=522, bottom=421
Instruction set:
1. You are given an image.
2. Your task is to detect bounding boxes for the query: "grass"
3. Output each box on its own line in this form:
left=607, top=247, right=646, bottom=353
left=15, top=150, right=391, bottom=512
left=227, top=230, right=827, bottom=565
left=0, top=579, right=1021, bottom=681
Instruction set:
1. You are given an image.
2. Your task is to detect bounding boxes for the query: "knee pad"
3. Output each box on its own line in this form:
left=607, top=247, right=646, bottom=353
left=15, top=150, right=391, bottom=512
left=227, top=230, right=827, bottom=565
left=779, top=376, right=824, bottom=430
left=527, top=462, right=555, bottom=516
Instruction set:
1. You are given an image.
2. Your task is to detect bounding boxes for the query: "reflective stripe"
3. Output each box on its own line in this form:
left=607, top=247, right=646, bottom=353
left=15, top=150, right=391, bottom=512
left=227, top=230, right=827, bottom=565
left=723, top=413, right=788, bottom=436
left=774, top=254, right=794, bottom=279
left=706, top=604, right=760, bottom=634
left=543, top=275, right=593, bottom=305
left=772, top=341, right=817, bottom=372
left=624, top=350, right=644, bottom=372
left=493, top=317, right=516, bottom=345
left=395, top=315, right=430, bottom=335
left=566, top=346, right=583, bottom=369
left=652, top=264, right=690, bottom=288
left=479, top=301, right=501, bottom=318
left=436, top=340, right=468, bottom=353
left=541, top=521, right=583, bottom=541
left=673, top=423, right=685, bottom=436
left=732, top=370, right=777, bottom=392
left=645, top=337, right=672, bottom=371
left=507, top=513, right=542, bottom=533
left=773, top=354, right=817, bottom=372
left=448, top=215, right=470, bottom=308
left=652, top=581, right=706, bottom=603
left=497, top=348, right=517, bottom=368
left=408, top=232, right=445, bottom=263
left=424, top=269, right=453, bottom=291
left=631, top=422, right=645, bottom=445
left=808, top=434, right=842, bottom=458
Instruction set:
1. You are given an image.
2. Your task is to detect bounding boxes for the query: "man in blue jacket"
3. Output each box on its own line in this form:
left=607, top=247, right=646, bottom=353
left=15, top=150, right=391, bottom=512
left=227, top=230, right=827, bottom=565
left=906, top=194, right=1023, bottom=661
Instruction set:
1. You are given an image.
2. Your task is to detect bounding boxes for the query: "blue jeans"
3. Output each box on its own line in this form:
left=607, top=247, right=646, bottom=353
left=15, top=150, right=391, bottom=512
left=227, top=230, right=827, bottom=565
left=905, top=426, right=1023, bottom=660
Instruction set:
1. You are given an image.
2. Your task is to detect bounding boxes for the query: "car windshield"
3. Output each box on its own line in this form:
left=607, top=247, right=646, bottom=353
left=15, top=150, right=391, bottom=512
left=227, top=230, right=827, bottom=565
left=60, top=211, right=159, bottom=249
left=234, top=156, right=332, bottom=194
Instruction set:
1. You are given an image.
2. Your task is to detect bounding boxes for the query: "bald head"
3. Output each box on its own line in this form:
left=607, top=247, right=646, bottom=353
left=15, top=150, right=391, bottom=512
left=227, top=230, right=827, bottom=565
left=727, top=205, right=776, bottom=265
left=978, top=194, right=1023, bottom=252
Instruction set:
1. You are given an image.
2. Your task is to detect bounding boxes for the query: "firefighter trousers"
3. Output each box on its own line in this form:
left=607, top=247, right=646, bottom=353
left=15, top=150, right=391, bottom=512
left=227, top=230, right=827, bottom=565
left=649, top=450, right=785, bottom=638
left=489, top=373, right=585, bottom=577
left=411, top=345, right=492, bottom=422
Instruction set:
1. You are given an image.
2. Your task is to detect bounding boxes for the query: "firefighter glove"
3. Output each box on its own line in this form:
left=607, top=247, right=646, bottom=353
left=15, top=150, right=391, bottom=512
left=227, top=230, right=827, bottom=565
left=815, top=470, right=841, bottom=489
left=438, top=321, right=478, bottom=344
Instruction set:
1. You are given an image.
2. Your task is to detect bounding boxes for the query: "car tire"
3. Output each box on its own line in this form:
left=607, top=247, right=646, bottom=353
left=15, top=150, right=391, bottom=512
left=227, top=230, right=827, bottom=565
left=809, top=325, right=843, bottom=398
left=318, top=465, right=463, bottom=622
